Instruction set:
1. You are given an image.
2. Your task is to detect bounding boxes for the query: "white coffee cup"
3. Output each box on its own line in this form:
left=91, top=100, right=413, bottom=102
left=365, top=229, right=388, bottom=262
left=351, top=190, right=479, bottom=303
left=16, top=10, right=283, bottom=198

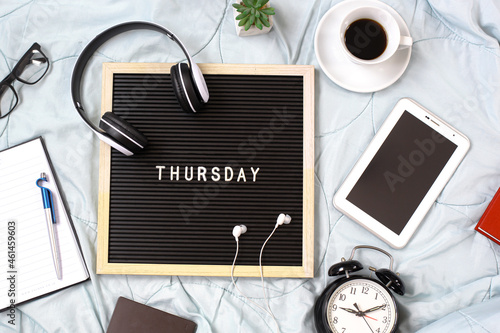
left=339, top=6, right=412, bottom=65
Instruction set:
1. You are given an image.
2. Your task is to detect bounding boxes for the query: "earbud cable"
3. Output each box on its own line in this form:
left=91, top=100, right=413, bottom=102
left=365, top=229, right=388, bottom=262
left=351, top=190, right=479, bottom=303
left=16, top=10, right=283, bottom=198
left=231, top=239, right=281, bottom=333
left=259, top=225, right=280, bottom=330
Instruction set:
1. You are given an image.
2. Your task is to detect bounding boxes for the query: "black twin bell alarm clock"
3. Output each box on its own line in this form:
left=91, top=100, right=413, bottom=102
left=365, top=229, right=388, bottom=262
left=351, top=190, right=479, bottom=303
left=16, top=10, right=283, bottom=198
left=314, top=245, right=405, bottom=333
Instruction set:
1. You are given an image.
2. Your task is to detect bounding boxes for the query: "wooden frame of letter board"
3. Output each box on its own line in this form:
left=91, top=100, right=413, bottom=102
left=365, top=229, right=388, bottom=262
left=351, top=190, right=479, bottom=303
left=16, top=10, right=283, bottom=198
left=97, top=63, right=314, bottom=277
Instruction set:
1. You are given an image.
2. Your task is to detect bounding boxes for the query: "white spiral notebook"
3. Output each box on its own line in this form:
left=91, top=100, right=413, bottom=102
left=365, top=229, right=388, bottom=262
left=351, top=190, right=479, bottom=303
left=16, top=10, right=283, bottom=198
left=0, top=137, right=89, bottom=310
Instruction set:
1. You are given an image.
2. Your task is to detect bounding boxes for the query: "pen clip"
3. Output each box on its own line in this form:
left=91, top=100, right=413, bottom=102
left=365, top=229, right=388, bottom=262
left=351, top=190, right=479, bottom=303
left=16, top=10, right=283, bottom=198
left=36, top=173, right=56, bottom=223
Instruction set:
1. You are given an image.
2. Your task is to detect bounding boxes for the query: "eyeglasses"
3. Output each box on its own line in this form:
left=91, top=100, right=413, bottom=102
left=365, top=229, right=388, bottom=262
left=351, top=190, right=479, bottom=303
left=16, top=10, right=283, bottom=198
left=0, top=43, right=49, bottom=119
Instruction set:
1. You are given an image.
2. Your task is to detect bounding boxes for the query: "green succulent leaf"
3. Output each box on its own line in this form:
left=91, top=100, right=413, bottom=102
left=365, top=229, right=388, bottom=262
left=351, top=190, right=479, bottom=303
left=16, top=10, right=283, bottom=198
left=235, top=12, right=250, bottom=20
left=244, top=14, right=255, bottom=30
left=244, top=18, right=253, bottom=30
left=255, top=11, right=260, bottom=18
left=242, top=0, right=253, bottom=8
left=238, top=16, right=249, bottom=26
left=260, top=8, right=275, bottom=15
left=255, top=17, right=263, bottom=30
left=255, top=0, right=265, bottom=7
left=232, top=3, right=244, bottom=9
left=260, top=13, right=270, bottom=27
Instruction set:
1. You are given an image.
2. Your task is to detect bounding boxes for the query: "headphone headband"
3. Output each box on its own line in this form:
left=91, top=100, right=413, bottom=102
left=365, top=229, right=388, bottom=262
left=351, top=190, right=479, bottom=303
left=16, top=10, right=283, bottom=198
left=70, top=21, right=210, bottom=156
left=71, top=21, right=195, bottom=132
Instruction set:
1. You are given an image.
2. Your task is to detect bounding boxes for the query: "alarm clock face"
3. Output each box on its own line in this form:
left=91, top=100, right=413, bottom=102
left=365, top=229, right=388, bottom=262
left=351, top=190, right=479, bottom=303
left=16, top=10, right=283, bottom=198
left=326, top=277, right=397, bottom=333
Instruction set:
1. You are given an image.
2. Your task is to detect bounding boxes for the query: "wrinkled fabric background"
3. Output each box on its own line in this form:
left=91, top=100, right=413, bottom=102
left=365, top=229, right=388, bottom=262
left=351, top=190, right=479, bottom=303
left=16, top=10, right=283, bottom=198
left=0, top=0, right=499, bottom=332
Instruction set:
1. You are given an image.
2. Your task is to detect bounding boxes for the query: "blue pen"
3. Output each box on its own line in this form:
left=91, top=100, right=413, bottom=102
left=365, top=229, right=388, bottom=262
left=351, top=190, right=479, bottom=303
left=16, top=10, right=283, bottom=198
left=36, top=173, right=62, bottom=280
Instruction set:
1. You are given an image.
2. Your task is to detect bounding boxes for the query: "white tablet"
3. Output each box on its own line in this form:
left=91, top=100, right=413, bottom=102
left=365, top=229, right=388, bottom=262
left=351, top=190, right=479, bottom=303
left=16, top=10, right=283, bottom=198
left=333, top=98, right=470, bottom=248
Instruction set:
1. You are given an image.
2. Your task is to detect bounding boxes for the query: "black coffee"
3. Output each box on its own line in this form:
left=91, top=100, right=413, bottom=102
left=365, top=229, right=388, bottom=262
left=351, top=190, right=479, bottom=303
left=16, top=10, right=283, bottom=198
left=344, top=19, right=387, bottom=60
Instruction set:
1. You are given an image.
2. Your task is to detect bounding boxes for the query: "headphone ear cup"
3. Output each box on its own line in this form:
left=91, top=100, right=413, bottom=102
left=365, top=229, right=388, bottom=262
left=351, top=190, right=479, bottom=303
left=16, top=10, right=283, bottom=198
left=170, top=63, right=204, bottom=113
left=99, top=112, right=148, bottom=153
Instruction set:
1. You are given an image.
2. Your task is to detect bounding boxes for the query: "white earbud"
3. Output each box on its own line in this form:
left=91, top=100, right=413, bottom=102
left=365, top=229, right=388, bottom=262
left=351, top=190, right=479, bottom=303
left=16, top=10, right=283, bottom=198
left=276, top=213, right=291, bottom=227
left=231, top=215, right=288, bottom=332
left=232, top=224, right=247, bottom=240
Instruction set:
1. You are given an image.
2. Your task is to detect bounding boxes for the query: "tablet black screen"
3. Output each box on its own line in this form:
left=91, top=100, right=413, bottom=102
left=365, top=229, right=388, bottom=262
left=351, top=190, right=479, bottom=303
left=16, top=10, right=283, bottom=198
left=346, top=111, right=457, bottom=235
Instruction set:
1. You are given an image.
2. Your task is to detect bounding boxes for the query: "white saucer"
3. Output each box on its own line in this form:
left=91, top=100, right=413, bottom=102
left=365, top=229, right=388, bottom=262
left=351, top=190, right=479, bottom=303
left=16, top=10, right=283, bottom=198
left=314, top=0, right=412, bottom=93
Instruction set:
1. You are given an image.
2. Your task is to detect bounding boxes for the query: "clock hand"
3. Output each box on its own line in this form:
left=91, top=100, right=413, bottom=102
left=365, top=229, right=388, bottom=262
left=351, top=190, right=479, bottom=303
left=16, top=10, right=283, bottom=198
left=363, top=304, right=386, bottom=314
left=363, top=314, right=378, bottom=321
left=341, top=306, right=377, bottom=320
left=354, top=303, right=375, bottom=333
left=339, top=306, right=359, bottom=314
left=350, top=303, right=379, bottom=320
left=339, top=306, right=378, bottom=321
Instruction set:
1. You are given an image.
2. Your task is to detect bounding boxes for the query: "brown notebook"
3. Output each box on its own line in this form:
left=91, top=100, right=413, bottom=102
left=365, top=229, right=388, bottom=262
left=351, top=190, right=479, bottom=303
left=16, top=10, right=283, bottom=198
left=107, top=297, right=197, bottom=333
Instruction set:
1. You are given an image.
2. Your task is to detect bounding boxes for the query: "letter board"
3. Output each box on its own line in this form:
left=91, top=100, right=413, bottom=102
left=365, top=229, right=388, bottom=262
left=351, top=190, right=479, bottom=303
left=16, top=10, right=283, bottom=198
left=97, top=63, right=314, bottom=277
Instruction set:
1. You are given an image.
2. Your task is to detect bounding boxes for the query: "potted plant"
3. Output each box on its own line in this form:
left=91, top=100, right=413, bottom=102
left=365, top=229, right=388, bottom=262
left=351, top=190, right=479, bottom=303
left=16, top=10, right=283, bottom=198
left=232, top=0, right=276, bottom=37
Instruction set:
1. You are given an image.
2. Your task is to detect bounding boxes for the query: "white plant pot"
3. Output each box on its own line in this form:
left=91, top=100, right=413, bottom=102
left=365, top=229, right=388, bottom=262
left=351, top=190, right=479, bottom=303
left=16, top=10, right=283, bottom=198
left=233, top=4, right=274, bottom=37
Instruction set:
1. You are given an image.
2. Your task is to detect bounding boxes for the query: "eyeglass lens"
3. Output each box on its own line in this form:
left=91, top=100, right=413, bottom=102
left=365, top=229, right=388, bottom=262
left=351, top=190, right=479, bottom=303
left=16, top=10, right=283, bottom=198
left=16, top=50, right=49, bottom=84
left=0, top=45, right=49, bottom=118
left=0, top=85, right=18, bottom=118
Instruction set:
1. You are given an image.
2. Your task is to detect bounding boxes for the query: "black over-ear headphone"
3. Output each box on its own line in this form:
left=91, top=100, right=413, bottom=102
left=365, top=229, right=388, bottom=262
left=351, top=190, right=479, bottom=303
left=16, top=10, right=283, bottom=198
left=71, top=21, right=209, bottom=156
